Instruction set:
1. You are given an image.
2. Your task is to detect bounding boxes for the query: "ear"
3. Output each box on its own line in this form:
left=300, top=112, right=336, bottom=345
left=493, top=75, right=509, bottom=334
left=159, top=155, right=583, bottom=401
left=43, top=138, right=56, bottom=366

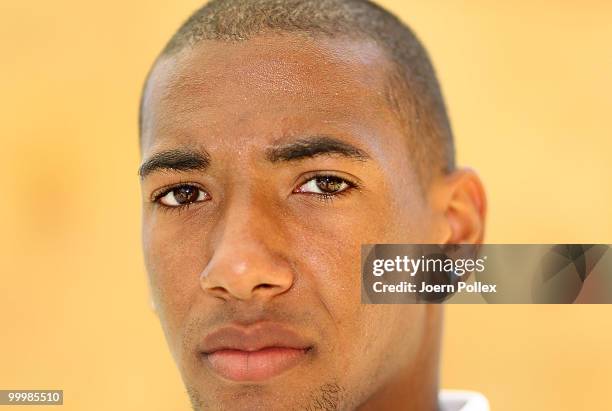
left=431, top=168, right=487, bottom=244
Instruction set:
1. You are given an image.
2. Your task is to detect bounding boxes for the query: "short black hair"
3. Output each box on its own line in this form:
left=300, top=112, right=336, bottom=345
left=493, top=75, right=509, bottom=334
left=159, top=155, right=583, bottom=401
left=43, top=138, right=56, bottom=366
left=141, top=0, right=455, bottom=182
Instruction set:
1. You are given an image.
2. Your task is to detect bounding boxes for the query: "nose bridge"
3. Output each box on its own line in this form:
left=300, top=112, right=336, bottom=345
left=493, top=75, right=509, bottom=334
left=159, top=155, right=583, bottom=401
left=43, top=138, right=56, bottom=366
left=200, top=191, right=294, bottom=301
left=218, top=189, right=279, bottom=252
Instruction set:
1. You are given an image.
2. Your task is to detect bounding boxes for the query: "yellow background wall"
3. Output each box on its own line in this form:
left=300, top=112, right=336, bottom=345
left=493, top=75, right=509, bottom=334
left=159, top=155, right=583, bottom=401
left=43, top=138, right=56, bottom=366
left=1, top=1, right=610, bottom=410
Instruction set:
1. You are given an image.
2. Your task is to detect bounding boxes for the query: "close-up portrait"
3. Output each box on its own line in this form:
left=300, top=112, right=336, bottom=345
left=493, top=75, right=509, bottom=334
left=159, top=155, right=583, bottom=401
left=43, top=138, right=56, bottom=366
left=1, top=1, right=611, bottom=410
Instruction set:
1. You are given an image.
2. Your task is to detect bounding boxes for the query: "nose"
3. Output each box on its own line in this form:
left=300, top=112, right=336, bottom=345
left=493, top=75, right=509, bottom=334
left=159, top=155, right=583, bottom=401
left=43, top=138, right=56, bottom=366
left=199, top=201, right=295, bottom=302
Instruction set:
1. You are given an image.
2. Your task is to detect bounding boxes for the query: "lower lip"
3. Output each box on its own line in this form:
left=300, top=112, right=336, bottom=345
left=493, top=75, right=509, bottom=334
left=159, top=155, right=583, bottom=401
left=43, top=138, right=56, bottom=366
left=205, top=347, right=309, bottom=382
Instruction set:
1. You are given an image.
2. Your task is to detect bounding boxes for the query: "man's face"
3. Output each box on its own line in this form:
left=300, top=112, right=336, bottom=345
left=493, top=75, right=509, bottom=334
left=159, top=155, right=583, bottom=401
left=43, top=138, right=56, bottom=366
left=140, top=34, right=446, bottom=410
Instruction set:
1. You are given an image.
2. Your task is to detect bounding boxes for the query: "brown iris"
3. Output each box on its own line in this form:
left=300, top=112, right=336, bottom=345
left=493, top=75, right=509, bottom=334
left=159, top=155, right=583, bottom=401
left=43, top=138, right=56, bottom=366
left=316, top=176, right=345, bottom=193
left=172, top=186, right=201, bottom=204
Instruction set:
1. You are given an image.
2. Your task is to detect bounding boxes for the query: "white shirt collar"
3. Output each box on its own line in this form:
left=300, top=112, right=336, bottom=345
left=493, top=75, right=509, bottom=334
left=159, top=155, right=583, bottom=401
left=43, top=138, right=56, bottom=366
left=439, top=390, right=489, bottom=411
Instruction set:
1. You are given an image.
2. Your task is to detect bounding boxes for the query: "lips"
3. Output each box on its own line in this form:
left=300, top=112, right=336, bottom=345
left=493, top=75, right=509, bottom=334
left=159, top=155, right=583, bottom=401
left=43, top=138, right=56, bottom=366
left=200, top=323, right=313, bottom=382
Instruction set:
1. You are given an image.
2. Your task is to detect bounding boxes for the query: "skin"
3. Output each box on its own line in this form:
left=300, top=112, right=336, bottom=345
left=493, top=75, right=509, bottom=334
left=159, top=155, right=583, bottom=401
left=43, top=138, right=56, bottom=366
left=140, top=33, right=486, bottom=411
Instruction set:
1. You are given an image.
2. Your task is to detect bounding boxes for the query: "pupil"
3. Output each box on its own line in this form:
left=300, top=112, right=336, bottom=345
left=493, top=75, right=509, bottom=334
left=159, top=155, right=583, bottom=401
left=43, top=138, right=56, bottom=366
left=174, top=186, right=198, bottom=204
left=316, top=176, right=342, bottom=193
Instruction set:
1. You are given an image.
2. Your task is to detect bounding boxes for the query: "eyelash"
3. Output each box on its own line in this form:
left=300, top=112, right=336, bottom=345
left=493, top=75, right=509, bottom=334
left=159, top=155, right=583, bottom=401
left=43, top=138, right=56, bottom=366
left=294, top=173, right=360, bottom=203
left=151, top=174, right=359, bottom=212
left=151, top=182, right=208, bottom=213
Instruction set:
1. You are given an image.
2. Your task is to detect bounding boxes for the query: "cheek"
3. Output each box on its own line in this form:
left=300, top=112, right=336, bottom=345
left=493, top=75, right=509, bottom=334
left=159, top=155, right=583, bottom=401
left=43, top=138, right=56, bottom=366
left=297, top=220, right=427, bottom=391
left=289, top=199, right=424, bottom=351
left=142, top=212, right=209, bottom=344
left=289, top=190, right=431, bottom=375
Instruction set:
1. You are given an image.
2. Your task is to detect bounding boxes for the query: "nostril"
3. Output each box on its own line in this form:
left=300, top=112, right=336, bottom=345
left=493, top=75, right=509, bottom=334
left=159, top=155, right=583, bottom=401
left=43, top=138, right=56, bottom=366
left=201, top=285, right=232, bottom=301
left=255, top=283, right=275, bottom=290
left=208, top=286, right=229, bottom=298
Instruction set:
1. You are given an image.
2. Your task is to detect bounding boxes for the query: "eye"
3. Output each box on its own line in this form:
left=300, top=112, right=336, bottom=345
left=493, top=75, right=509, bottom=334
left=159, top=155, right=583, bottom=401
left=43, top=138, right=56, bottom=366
left=295, top=175, right=353, bottom=196
left=155, top=185, right=208, bottom=207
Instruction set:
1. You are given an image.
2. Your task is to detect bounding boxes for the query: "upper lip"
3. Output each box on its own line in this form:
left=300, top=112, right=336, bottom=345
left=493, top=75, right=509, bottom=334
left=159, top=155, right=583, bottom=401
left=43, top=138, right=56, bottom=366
left=200, top=322, right=312, bottom=354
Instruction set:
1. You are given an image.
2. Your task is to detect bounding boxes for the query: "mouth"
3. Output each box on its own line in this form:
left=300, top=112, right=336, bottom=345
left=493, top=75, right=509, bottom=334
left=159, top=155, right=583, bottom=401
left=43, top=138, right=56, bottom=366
left=204, top=346, right=311, bottom=382
left=200, top=323, right=313, bottom=382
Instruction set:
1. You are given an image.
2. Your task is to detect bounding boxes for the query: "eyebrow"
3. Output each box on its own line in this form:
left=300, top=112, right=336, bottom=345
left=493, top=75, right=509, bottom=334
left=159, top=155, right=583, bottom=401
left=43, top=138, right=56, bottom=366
left=138, top=149, right=211, bottom=179
left=139, top=136, right=370, bottom=178
left=265, top=136, right=371, bottom=163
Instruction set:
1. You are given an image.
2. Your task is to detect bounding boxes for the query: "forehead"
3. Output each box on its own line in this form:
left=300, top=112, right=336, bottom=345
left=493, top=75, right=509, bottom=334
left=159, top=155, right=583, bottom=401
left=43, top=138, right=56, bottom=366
left=141, top=34, right=403, bottom=155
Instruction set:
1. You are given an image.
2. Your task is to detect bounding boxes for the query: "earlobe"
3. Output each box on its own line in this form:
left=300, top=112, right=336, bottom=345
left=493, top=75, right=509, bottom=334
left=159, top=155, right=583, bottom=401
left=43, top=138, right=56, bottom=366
left=437, top=168, right=487, bottom=244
